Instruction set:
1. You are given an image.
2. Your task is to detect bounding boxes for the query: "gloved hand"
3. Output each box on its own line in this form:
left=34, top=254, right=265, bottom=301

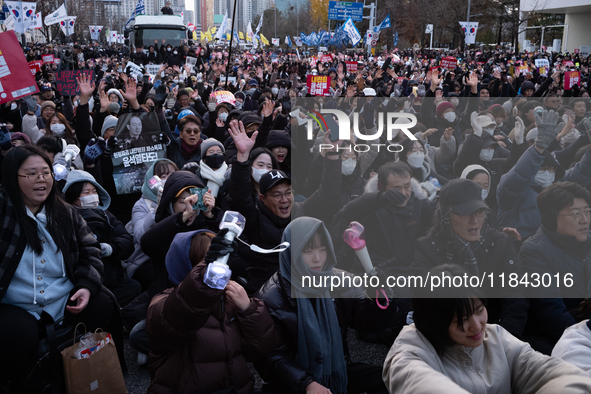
left=281, top=95, right=291, bottom=116
left=204, top=228, right=234, bottom=264
left=159, top=132, right=171, bottom=147
left=393, top=84, right=403, bottom=98
left=377, top=188, right=407, bottom=206
left=105, top=136, right=118, bottom=156
left=63, top=144, right=81, bottom=160
left=470, top=111, right=482, bottom=137
left=207, top=101, right=217, bottom=112
left=362, top=101, right=375, bottom=128
left=100, top=243, right=113, bottom=257
left=534, top=109, right=560, bottom=150
left=83, top=137, right=106, bottom=166
left=154, top=85, right=167, bottom=110
left=0, top=126, right=12, bottom=151
left=22, top=96, right=37, bottom=113
left=514, top=116, right=525, bottom=145
left=181, top=161, right=200, bottom=172
left=579, top=118, right=591, bottom=140
left=417, top=85, right=426, bottom=97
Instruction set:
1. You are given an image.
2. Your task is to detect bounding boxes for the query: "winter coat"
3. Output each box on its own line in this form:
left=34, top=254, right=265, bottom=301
left=552, top=320, right=591, bottom=378
left=159, top=113, right=207, bottom=169
left=497, top=145, right=591, bottom=240
left=146, top=262, right=277, bottom=394
left=0, top=189, right=103, bottom=303
left=411, top=227, right=528, bottom=338
left=255, top=269, right=395, bottom=394
left=227, top=156, right=342, bottom=294
left=383, top=323, right=591, bottom=394
left=331, top=177, right=435, bottom=278
left=520, top=226, right=591, bottom=345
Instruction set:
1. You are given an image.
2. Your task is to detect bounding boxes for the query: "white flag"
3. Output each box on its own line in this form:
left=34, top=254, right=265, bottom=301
left=110, top=30, right=118, bottom=43
left=272, top=38, right=279, bottom=46
left=89, top=25, right=103, bottom=41
left=4, top=14, right=15, bottom=31
left=45, top=4, right=67, bottom=26
left=29, top=12, right=42, bottom=30
left=246, top=22, right=254, bottom=41
left=5, top=1, right=36, bottom=33
left=459, top=21, right=479, bottom=44
left=343, top=18, right=361, bottom=46
left=215, top=12, right=228, bottom=40
left=59, top=16, right=76, bottom=36
left=255, top=14, right=263, bottom=34
left=294, top=36, right=302, bottom=47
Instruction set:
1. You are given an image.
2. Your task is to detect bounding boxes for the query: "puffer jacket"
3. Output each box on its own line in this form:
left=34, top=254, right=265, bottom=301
left=255, top=269, right=395, bottom=394
left=146, top=263, right=277, bottom=394
left=383, top=323, right=591, bottom=394
left=411, top=226, right=528, bottom=338
left=520, top=227, right=591, bottom=345
left=497, top=145, right=591, bottom=239
left=0, top=189, right=103, bottom=302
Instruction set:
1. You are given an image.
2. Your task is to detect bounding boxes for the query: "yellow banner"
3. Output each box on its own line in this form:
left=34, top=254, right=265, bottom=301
left=239, top=31, right=244, bottom=39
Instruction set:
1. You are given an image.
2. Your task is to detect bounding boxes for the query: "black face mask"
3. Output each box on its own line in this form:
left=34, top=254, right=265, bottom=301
left=148, top=105, right=155, bottom=112
left=204, top=153, right=225, bottom=169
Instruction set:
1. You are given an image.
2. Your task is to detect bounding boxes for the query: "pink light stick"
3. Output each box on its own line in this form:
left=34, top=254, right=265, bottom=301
left=343, top=222, right=374, bottom=275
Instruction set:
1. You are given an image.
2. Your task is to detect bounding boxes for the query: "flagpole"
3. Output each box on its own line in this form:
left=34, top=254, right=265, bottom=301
left=224, top=0, right=237, bottom=85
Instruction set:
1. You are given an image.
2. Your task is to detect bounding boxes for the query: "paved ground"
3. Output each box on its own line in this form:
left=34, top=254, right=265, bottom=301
left=122, top=329, right=391, bottom=393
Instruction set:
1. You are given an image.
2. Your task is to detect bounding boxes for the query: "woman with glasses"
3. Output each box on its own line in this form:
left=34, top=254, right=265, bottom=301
left=0, top=146, right=114, bottom=392
left=411, top=178, right=529, bottom=341
left=520, top=182, right=591, bottom=355
left=162, top=114, right=208, bottom=169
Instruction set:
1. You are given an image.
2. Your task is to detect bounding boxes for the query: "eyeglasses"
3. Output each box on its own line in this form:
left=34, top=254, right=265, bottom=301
left=18, top=172, right=53, bottom=183
left=267, top=190, right=293, bottom=202
left=183, top=128, right=200, bottom=134
left=457, top=208, right=488, bottom=220
left=557, top=208, right=591, bottom=222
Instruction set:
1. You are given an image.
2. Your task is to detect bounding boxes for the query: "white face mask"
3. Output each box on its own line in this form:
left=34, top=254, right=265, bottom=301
left=173, top=51, right=178, bottom=55
left=450, top=98, right=460, bottom=107
left=407, top=152, right=425, bottom=169
left=341, top=158, right=356, bottom=176
left=79, top=194, right=99, bottom=208
left=535, top=170, right=555, bottom=188
left=10, top=102, right=18, bottom=110
left=483, top=126, right=495, bottom=136
left=218, top=112, right=228, bottom=122
left=51, top=123, right=66, bottom=137
left=271, top=87, right=279, bottom=95
left=482, top=189, right=489, bottom=200
left=252, top=167, right=269, bottom=183
left=479, top=148, right=494, bottom=162
left=443, top=111, right=456, bottom=123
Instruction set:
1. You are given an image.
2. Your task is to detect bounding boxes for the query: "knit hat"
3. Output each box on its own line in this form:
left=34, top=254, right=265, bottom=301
left=239, top=113, right=263, bottom=128
left=101, top=115, right=119, bottom=136
left=107, top=88, right=124, bottom=103
left=200, top=137, right=224, bottom=157
left=11, top=132, right=31, bottom=144
left=436, top=101, right=455, bottom=118
left=363, top=87, right=376, bottom=96
left=234, top=91, right=245, bottom=101
left=40, top=101, right=56, bottom=113
left=521, top=81, right=535, bottom=93
left=266, top=130, right=291, bottom=149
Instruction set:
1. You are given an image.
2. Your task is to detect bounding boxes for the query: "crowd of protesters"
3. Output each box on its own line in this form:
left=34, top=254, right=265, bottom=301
left=1, top=39, right=591, bottom=393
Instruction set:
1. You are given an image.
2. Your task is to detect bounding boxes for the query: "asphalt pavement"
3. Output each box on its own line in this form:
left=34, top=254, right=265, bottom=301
left=122, top=329, right=391, bottom=393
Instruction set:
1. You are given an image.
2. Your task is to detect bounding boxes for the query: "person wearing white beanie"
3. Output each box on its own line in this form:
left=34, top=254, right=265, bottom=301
left=101, top=115, right=119, bottom=139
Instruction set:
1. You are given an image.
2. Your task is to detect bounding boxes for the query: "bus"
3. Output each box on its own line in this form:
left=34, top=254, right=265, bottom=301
left=127, top=15, right=188, bottom=49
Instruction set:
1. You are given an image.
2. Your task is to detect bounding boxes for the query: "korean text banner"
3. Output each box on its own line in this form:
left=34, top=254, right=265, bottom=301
left=0, top=30, right=39, bottom=104
left=111, top=112, right=165, bottom=195
left=56, top=70, right=95, bottom=96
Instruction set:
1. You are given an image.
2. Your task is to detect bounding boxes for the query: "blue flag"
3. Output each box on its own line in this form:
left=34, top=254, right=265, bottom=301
left=285, top=35, right=292, bottom=47
left=393, top=30, right=399, bottom=46
left=379, top=14, right=391, bottom=30
left=300, top=32, right=307, bottom=45
left=125, top=0, right=145, bottom=30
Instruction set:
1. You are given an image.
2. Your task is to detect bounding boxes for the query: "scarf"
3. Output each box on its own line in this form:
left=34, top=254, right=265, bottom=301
left=199, top=160, right=228, bottom=198
left=440, top=205, right=490, bottom=276
left=180, top=139, right=202, bottom=160
left=279, top=218, right=348, bottom=394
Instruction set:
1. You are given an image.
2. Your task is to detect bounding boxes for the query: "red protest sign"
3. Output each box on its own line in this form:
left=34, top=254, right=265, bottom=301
left=397, top=77, right=404, bottom=85
left=574, top=49, right=580, bottom=54
left=42, top=54, right=54, bottom=64
left=429, top=66, right=439, bottom=73
left=307, top=75, right=331, bottom=96
left=195, top=47, right=202, bottom=56
left=55, top=70, right=95, bottom=96
left=29, top=60, right=42, bottom=75
left=0, top=31, right=40, bottom=104
left=563, top=60, right=575, bottom=67
left=321, top=55, right=332, bottom=63
left=345, top=61, right=357, bottom=73
left=245, top=53, right=253, bottom=61
left=440, top=56, right=456, bottom=69
left=564, top=71, right=581, bottom=90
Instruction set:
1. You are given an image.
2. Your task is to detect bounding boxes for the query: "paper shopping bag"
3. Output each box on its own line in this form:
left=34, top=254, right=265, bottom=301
left=61, top=329, right=127, bottom=394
